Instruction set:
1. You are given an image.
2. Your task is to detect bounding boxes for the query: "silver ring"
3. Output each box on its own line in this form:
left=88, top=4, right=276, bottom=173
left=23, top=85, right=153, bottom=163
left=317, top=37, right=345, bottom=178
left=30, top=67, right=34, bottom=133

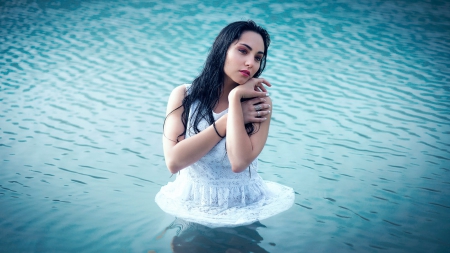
left=255, top=105, right=261, bottom=111
left=257, top=111, right=260, bottom=117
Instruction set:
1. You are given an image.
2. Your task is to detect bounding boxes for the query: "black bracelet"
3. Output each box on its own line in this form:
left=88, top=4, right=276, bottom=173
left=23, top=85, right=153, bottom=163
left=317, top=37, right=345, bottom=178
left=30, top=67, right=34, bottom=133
left=213, top=121, right=225, bottom=138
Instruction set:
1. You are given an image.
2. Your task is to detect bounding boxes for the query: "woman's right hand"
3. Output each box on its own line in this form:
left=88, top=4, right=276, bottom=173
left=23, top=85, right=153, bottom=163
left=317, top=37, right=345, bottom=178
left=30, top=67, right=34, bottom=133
left=241, top=97, right=271, bottom=124
left=231, top=77, right=272, bottom=100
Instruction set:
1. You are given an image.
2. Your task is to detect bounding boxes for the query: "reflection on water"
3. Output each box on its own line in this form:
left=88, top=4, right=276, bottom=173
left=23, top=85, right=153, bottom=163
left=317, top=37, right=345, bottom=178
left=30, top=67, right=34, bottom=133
left=1, top=0, right=449, bottom=252
left=158, top=218, right=269, bottom=253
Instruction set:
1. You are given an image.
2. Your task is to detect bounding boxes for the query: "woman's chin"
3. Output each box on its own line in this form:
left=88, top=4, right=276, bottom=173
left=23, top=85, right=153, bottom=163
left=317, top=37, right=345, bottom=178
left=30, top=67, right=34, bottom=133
left=231, top=79, right=245, bottom=86
left=236, top=77, right=251, bottom=85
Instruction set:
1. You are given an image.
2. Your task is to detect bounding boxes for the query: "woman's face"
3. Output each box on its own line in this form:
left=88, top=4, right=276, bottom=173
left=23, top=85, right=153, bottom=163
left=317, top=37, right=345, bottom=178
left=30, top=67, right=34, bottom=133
left=223, top=31, right=265, bottom=86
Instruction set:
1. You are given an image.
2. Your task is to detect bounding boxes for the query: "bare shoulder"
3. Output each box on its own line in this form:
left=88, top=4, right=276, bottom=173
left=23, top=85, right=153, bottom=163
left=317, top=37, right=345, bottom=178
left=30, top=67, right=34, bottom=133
left=170, top=84, right=187, bottom=98
left=166, top=84, right=188, bottom=114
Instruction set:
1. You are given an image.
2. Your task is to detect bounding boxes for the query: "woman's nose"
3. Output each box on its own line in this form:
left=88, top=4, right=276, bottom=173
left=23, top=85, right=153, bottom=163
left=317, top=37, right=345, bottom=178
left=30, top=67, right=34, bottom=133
left=245, top=57, right=254, bottom=67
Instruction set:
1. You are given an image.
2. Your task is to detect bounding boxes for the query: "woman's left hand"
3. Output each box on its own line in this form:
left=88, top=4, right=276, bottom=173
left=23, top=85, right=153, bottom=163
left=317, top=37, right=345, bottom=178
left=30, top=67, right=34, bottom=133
left=241, top=97, right=271, bottom=124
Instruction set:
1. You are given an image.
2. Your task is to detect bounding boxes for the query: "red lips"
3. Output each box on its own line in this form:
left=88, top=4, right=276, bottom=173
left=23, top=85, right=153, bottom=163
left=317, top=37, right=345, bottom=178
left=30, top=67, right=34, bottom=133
left=239, top=70, right=250, bottom=77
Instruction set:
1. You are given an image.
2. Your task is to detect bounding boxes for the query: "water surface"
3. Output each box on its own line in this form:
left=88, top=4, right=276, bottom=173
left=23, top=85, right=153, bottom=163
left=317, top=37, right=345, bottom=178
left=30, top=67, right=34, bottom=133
left=1, top=0, right=449, bottom=252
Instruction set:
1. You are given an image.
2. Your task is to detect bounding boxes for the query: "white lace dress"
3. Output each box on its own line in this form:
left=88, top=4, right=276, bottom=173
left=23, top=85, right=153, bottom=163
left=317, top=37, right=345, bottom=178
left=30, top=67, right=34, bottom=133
left=155, top=85, right=294, bottom=228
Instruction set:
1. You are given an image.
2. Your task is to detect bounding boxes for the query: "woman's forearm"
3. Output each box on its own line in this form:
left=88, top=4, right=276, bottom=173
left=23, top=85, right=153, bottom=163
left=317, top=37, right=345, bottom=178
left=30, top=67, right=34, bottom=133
left=164, top=115, right=227, bottom=174
left=226, top=90, right=259, bottom=173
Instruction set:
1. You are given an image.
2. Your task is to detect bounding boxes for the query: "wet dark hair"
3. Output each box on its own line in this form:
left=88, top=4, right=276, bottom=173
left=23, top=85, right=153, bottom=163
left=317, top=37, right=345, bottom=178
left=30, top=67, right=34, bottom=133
left=169, top=20, right=270, bottom=142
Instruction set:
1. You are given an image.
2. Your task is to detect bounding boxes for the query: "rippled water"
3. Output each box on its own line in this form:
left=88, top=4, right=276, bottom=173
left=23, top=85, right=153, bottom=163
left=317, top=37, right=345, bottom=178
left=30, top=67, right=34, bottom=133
left=1, top=0, right=449, bottom=252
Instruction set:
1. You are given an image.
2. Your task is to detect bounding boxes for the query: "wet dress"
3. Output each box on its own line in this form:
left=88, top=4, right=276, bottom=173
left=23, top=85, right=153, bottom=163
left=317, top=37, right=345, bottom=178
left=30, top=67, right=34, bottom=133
left=155, top=84, right=294, bottom=228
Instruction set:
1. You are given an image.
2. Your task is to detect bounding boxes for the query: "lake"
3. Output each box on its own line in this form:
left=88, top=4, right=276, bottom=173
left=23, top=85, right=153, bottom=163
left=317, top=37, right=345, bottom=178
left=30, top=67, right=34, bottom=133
left=1, top=0, right=449, bottom=252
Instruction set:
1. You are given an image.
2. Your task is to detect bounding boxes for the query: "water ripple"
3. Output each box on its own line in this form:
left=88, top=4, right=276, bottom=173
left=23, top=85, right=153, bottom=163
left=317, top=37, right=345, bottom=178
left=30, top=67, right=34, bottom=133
left=1, top=0, right=449, bottom=252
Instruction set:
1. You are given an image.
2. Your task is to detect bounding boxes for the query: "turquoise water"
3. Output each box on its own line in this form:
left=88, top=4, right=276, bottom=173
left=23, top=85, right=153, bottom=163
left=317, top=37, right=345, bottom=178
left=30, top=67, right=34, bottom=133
left=1, top=0, right=449, bottom=252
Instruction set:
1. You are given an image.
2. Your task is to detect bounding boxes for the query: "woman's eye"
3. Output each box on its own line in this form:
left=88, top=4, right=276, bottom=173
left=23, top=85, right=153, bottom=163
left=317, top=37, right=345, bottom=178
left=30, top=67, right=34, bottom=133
left=238, top=49, right=247, bottom=54
left=255, top=56, right=262, bottom=62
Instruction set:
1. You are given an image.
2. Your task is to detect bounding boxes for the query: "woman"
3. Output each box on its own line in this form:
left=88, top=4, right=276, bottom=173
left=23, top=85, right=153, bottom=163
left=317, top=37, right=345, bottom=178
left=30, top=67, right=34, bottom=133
left=155, top=20, right=294, bottom=228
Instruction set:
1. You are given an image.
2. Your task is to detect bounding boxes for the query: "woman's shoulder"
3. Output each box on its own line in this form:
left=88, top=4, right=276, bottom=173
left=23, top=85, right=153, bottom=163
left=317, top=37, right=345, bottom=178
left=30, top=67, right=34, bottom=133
left=169, top=84, right=190, bottom=98
left=171, top=84, right=192, bottom=95
left=166, top=84, right=190, bottom=108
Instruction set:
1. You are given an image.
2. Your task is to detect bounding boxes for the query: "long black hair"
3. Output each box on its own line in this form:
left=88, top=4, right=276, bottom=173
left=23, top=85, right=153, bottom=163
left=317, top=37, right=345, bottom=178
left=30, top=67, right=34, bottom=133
left=172, top=20, right=270, bottom=142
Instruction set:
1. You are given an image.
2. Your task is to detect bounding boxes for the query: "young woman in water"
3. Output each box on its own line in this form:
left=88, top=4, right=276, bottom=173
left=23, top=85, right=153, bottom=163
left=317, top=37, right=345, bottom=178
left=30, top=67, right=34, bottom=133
left=155, top=20, right=294, bottom=227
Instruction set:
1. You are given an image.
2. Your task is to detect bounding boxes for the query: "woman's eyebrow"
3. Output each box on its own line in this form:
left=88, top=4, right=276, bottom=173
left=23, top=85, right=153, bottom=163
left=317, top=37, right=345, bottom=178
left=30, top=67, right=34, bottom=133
left=239, top=43, right=265, bottom=55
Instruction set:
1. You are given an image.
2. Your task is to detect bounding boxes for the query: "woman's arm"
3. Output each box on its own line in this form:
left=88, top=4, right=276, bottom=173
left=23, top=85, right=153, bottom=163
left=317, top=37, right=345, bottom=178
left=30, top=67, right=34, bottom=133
left=226, top=78, right=272, bottom=173
left=163, top=85, right=227, bottom=174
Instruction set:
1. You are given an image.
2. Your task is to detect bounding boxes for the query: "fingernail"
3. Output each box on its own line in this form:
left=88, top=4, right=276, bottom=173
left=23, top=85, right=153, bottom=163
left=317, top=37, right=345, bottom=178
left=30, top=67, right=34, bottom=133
left=268, top=105, right=271, bottom=108
left=268, top=111, right=271, bottom=113
left=266, top=93, right=270, bottom=96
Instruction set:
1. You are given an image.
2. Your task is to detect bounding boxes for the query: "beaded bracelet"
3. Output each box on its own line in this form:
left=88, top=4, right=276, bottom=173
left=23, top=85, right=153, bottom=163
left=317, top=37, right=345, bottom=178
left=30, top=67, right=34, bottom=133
left=213, top=122, right=225, bottom=138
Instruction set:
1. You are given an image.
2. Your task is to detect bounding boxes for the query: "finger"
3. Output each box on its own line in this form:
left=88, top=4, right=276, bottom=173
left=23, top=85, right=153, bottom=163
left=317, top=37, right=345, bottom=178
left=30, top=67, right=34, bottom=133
left=240, top=90, right=269, bottom=99
left=253, top=117, right=267, bottom=122
left=254, top=78, right=272, bottom=87
left=256, top=110, right=271, bottom=117
left=242, top=98, right=264, bottom=108
left=252, top=83, right=265, bottom=92
left=251, top=97, right=267, bottom=105
left=250, top=90, right=269, bottom=98
left=257, top=103, right=271, bottom=110
left=256, top=86, right=263, bottom=92
left=258, top=85, right=267, bottom=93
left=252, top=115, right=268, bottom=122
